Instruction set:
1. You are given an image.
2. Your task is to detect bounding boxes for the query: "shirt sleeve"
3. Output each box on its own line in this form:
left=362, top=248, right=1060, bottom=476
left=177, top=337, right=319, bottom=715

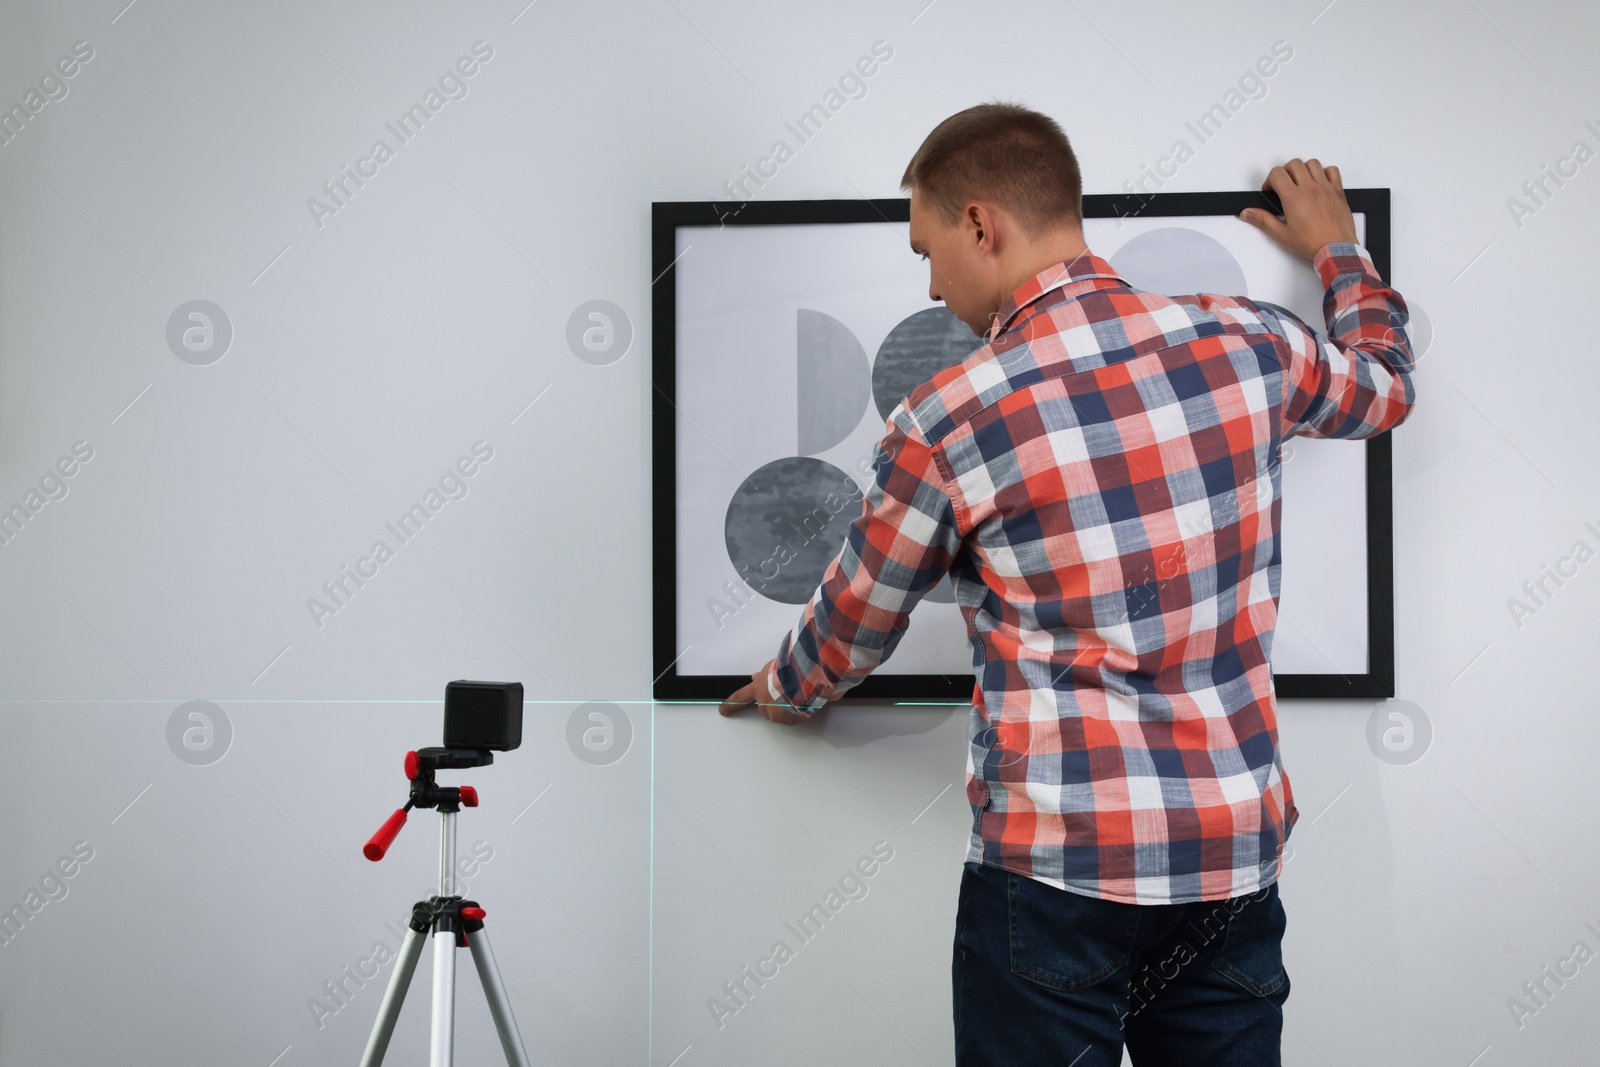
left=767, top=410, right=965, bottom=716
left=1248, top=241, right=1417, bottom=440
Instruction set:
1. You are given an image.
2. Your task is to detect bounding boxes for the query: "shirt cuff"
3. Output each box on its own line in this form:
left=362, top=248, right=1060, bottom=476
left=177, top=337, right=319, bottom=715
left=768, top=658, right=822, bottom=718
left=1311, top=241, right=1373, bottom=288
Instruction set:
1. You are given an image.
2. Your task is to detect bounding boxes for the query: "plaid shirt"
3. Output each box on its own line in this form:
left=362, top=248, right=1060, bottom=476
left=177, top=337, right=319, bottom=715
left=768, top=241, right=1415, bottom=904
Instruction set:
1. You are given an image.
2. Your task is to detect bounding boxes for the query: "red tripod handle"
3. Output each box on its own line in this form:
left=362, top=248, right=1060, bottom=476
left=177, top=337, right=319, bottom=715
left=364, top=808, right=408, bottom=861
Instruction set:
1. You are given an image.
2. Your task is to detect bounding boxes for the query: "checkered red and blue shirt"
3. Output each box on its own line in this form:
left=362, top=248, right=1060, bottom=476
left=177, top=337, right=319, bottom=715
left=768, top=241, right=1415, bottom=905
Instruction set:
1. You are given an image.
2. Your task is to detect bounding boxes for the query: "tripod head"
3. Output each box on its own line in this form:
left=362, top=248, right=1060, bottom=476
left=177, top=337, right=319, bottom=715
left=364, top=747, right=493, bottom=861
left=363, top=680, right=524, bottom=863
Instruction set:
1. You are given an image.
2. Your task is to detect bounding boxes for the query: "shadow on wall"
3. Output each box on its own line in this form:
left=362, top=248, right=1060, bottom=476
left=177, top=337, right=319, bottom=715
left=768, top=701, right=965, bottom=750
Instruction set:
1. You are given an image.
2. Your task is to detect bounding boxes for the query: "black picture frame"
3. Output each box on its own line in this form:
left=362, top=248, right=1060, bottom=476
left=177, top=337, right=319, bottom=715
left=652, top=189, right=1395, bottom=704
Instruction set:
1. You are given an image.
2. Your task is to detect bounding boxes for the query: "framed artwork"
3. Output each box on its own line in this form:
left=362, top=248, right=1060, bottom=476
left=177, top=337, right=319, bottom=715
left=652, top=189, right=1395, bottom=703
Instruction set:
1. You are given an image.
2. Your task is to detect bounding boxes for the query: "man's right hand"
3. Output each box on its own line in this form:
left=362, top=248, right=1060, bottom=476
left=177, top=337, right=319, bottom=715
left=1239, top=158, right=1360, bottom=262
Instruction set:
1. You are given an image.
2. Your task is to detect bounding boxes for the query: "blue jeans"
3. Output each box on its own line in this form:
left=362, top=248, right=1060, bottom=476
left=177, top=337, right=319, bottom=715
left=952, top=861, right=1289, bottom=1066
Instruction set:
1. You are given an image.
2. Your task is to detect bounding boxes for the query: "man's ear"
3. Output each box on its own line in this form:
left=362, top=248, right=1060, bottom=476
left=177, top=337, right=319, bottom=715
left=967, top=202, right=999, bottom=256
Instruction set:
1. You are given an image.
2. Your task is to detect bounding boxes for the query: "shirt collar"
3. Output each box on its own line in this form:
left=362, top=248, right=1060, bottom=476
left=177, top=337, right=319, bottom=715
left=986, top=251, right=1128, bottom=344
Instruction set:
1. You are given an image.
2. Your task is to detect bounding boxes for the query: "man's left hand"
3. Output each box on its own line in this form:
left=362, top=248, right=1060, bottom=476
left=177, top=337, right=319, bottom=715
left=719, top=659, right=808, bottom=725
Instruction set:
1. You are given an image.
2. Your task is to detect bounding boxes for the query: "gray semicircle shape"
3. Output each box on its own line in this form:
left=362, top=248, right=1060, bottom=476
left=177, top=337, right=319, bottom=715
left=796, top=309, right=871, bottom=456
left=1110, top=227, right=1248, bottom=299
left=872, top=306, right=980, bottom=422
left=724, top=456, right=863, bottom=605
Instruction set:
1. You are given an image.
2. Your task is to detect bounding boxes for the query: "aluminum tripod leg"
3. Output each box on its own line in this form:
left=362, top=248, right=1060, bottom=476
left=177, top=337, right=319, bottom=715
left=359, top=925, right=428, bottom=1067
left=430, top=922, right=457, bottom=1067
left=468, top=924, right=532, bottom=1067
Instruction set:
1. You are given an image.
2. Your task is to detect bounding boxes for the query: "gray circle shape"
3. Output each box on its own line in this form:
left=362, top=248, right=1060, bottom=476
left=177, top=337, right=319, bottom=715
left=567, top=701, right=632, bottom=765
left=166, top=700, right=233, bottom=766
left=1110, top=227, right=1247, bottom=298
left=567, top=299, right=633, bottom=366
left=872, top=306, right=979, bottom=422
left=1366, top=699, right=1432, bottom=766
left=725, top=456, right=859, bottom=605
left=166, top=300, right=234, bottom=366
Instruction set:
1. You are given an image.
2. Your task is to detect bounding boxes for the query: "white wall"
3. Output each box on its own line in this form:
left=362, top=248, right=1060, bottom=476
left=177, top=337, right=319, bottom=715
left=0, top=0, right=1596, bottom=1064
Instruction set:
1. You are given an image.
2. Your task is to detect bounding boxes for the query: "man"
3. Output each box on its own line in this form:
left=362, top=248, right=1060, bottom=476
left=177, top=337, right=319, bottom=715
left=719, top=102, right=1415, bottom=1065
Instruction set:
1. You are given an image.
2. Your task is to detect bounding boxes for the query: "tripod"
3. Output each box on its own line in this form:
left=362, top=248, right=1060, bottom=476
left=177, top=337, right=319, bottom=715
left=359, top=747, right=532, bottom=1067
